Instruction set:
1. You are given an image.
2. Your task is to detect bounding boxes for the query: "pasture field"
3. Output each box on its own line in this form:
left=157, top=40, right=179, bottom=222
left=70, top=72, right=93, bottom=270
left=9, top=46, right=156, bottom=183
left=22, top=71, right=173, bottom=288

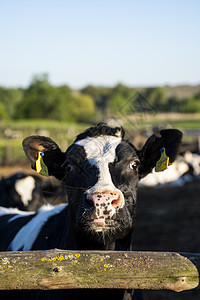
left=0, top=113, right=199, bottom=165
left=0, top=120, right=89, bottom=165
left=150, top=113, right=200, bottom=131
left=123, top=113, right=200, bottom=131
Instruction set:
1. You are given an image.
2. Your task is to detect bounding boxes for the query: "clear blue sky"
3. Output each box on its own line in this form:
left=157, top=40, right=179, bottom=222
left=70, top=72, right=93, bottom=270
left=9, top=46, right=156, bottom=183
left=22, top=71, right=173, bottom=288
left=1, top=0, right=200, bottom=88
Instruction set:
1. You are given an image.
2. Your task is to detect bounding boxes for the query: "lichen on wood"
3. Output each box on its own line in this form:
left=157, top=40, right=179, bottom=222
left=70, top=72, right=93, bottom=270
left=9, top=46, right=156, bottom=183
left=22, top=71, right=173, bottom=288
left=0, top=250, right=199, bottom=292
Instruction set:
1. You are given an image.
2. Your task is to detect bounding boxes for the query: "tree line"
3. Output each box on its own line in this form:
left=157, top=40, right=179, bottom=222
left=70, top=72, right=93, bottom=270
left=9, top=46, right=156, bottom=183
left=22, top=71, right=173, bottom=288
left=0, top=74, right=200, bottom=122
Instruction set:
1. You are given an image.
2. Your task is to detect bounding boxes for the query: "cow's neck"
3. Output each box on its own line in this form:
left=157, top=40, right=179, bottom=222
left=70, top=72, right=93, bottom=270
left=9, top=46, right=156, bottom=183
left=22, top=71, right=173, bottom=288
left=46, top=206, right=132, bottom=252
left=68, top=226, right=132, bottom=251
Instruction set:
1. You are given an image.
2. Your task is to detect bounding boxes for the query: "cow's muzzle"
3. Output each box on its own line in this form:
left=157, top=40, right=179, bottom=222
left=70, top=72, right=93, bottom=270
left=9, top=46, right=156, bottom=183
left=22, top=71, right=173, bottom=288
left=83, top=190, right=124, bottom=227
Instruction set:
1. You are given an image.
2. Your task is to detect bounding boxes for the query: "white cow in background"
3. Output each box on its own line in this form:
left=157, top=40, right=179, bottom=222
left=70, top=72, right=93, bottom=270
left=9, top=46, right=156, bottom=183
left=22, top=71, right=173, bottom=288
left=139, top=152, right=200, bottom=187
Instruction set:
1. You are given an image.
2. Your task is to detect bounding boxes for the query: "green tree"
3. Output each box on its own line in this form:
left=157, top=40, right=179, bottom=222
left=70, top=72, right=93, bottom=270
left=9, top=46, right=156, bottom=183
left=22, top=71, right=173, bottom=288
left=145, top=87, right=167, bottom=111
left=109, top=94, right=127, bottom=114
left=108, top=83, right=136, bottom=115
left=14, top=75, right=70, bottom=120
left=111, top=83, right=135, bottom=99
left=81, top=85, right=111, bottom=114
left=69, top=93, right=96, bottom=122
left=0, top=101, right=7, bottom=119
left=14, top=74, right=96, bottom=122
left=0, top=87, right=23, bottom=119
left=14, top=74, right=52, bottom=119
left=184, top=97, right=200, bottom=113
left=25, top=73, right=51, bottom=94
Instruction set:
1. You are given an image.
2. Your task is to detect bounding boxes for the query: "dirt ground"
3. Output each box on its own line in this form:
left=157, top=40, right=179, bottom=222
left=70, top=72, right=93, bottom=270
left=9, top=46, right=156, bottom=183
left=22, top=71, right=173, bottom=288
left=134, top=181, right=200, bottom=299
left=0, top=165, right=200, bottom=299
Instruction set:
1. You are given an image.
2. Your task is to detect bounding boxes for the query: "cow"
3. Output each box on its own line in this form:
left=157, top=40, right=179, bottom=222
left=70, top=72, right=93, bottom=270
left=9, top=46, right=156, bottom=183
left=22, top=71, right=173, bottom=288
left=139, top=151, right=200, bottom=187
left=0, top=172, right=43, bottom=211
left=0, top=123, right=182, bottom=299
left=0, top=172, right=67, bottom=211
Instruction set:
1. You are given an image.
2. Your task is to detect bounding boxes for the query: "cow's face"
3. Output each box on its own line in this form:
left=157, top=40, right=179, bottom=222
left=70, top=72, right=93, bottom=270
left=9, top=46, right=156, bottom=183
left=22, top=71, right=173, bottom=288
left=62, top=133, right=139, bottom=243
left=23, top=123, right=182, bottom=246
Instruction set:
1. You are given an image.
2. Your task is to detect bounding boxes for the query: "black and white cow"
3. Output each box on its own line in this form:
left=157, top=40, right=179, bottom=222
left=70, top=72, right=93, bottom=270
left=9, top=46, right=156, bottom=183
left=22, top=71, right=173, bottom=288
left=0, top=172, right=67, bottom=211
left=0, top=172, right=43, bottom=211
left=0, top=123, right=182, bottom=299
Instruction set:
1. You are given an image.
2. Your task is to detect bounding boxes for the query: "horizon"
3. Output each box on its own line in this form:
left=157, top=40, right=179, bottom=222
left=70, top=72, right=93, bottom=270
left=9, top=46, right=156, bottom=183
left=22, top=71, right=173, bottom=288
left=1, top=75, right=200, bottom=90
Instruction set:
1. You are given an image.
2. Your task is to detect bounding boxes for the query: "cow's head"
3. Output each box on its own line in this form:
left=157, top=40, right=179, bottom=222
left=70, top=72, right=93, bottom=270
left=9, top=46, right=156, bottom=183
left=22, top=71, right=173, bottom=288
left=23, top=123, right=182, bottom=246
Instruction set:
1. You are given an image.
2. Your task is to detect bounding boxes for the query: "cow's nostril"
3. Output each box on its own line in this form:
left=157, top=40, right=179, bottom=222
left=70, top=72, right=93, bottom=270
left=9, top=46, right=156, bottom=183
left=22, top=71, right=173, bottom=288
left=111, top=195, right=121, bottom=208
left=85, top=195, right=94, bottom=208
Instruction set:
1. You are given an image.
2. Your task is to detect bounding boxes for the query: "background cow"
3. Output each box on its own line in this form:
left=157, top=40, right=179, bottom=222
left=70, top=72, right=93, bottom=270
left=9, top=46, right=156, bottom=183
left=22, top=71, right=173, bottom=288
left=0, top=123, right=182, bottom=299
left=0, top=172, right=67, bottom=211
left=0, top=172, right=43, bottom=211
left=140, top=151, right=200, bottom=187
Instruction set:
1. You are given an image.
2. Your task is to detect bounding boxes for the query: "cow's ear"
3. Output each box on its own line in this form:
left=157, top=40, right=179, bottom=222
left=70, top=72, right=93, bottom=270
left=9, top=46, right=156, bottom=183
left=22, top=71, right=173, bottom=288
left=22, top=136, right=66, bottom=180
left=137, top=129, right=183, bottom=179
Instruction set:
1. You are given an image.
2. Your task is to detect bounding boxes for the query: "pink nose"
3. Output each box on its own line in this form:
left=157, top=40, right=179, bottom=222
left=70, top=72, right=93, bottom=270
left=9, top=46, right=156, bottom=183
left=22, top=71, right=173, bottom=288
left=85, top=191, right=123, bottom=221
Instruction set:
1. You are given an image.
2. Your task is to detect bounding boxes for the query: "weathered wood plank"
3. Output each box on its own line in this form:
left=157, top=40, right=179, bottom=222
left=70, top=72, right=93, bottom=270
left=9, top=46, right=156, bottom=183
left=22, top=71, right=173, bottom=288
left=0, top=250, right=199, bottom=292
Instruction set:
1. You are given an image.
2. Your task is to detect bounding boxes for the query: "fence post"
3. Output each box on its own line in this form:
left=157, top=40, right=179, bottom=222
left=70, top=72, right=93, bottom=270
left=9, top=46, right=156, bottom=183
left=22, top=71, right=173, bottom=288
left=0, top=250, right=199, bottom=291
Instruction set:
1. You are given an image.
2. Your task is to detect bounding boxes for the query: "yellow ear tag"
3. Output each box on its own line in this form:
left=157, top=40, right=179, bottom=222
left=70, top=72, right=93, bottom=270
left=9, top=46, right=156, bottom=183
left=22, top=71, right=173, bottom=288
left=155, top=147, right=171, bottom=172
left=36, top=152, right=49, bottom=176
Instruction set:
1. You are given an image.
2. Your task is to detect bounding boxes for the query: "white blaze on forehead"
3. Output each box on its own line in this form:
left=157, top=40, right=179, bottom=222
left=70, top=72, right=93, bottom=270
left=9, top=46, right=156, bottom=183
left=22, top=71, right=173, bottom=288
left=75, top=135, right=121, bottom=164
left=75, top=135, right=124, bottom=204
left=15, top=176, right=36, bottom=206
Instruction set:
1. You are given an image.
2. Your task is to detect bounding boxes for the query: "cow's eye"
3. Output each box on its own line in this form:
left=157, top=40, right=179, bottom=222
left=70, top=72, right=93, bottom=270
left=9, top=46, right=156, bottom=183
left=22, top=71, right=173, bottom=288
left=129, top=161, right=139, bottom=170
left=65, top=163, right=73, bottom=173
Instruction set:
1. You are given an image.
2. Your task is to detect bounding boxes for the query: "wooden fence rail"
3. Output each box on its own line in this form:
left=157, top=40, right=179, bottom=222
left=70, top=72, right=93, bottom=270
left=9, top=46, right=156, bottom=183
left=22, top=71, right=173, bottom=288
left=0, top=249, right=199, bottom=292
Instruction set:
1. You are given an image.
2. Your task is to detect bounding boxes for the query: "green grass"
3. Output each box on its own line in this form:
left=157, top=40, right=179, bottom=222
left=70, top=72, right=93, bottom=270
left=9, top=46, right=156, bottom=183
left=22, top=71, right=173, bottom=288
left=0, top=116, right=199, bottom=165
left=123, top=115, right=200, bottom=131
left=2, top=119, right=91, bottom=133
left=0, top=119, right=91, bottom=164
left=167, top=120, right=200, bottom=130
left=0, top=139, right=23, bottom=164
